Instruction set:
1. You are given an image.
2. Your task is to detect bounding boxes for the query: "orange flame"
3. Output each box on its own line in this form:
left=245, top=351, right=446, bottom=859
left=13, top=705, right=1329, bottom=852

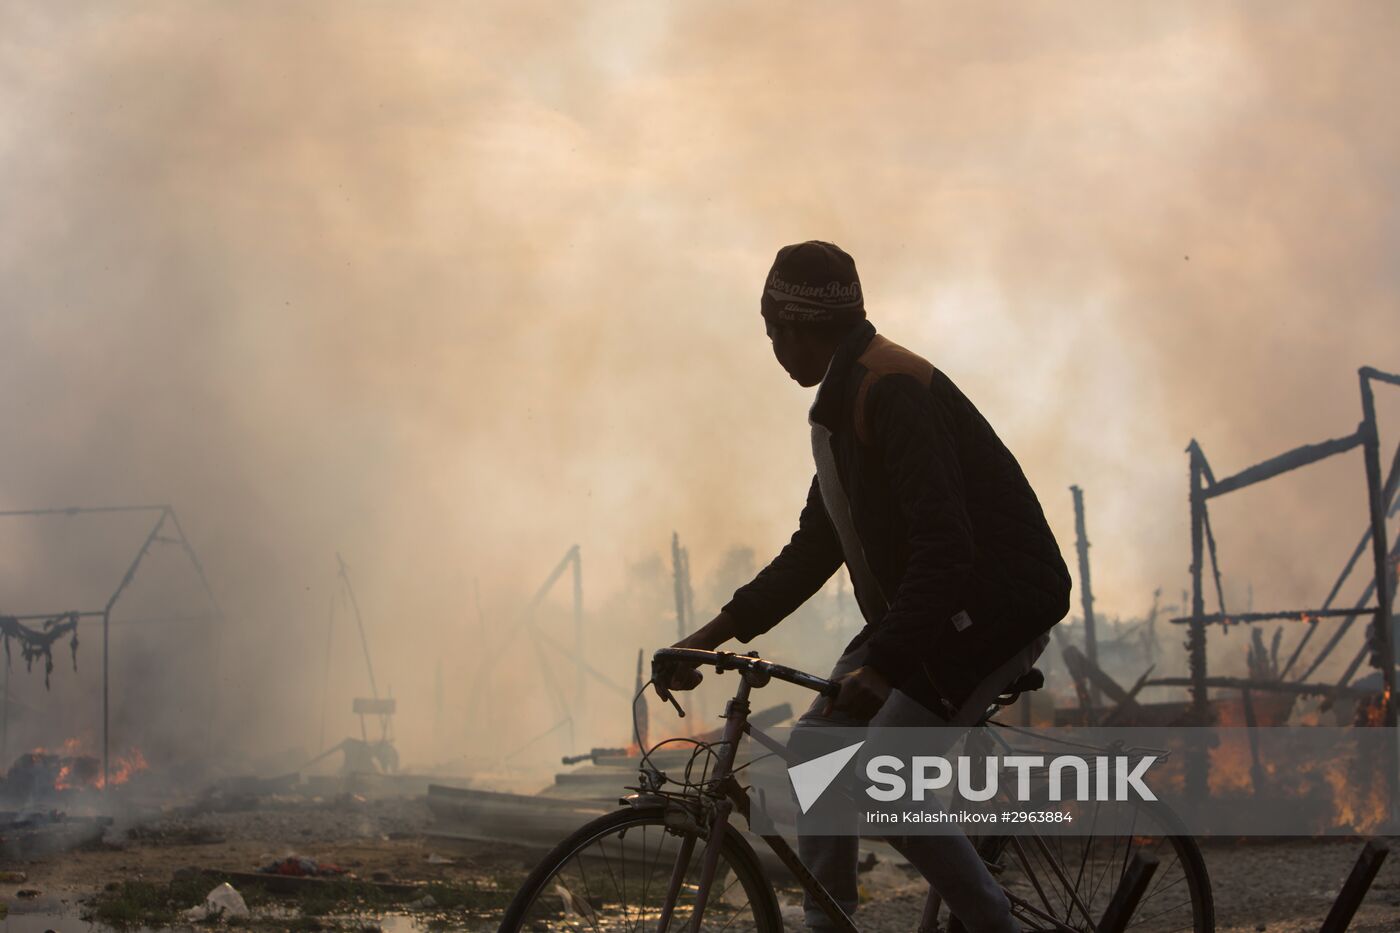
left=97, top=748, right=149, bottom=788
left=32, top=738, right=149, bottom=791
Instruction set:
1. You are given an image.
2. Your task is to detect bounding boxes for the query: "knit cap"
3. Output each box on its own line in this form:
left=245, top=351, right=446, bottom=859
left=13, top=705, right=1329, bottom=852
left=760, top=241, right=865, bottom=324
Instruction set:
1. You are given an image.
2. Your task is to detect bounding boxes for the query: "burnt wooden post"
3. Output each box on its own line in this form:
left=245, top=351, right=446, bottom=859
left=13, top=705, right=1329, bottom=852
left=1186, top=442, right=1210, bottom=797
left=1240, top=686, right=1266, bottom=795
left=1318, top=839, right=1390, bottom=933
left=1097, top=852, right=1159, bottom=933
left=1063, top=645, right=1146, bottom=724
left=1069, top=485, right=1100, bottom=706
left=1358, top=368, right=1399, bottom=824
left=1358, top=370, right=1397, bottom=725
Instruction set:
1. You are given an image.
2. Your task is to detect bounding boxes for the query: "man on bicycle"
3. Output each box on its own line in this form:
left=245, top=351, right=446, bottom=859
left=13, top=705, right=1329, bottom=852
left=661, top=240, right=1072, bottom=933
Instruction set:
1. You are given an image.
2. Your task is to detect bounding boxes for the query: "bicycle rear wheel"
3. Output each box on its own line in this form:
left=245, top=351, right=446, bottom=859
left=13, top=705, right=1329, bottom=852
left=498, top=804, right=783, bottom=933
left=974, top=799, right=1213, bottom=932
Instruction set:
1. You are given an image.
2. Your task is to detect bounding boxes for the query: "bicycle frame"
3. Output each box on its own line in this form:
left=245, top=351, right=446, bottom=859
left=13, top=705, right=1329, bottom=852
left=645, top=655, right=859, bottom=933
left=641, top=648, right=1169, bottom=933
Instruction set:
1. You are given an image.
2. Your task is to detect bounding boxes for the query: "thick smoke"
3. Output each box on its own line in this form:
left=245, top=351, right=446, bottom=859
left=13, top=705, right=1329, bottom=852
left=0, top=2, right=1396, bottom=774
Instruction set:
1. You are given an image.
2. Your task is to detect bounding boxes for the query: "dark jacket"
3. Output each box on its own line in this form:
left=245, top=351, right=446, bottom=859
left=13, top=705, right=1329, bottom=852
left=722, top=321, right=1071, bottom=713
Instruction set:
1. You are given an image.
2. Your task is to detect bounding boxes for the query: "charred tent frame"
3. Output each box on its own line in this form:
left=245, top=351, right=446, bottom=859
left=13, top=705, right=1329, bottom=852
left=469, top=545, right=632, bottom=759
left=1171, top=366, right=1400, bottom=799
left=0, top=504, right=224, bottom=789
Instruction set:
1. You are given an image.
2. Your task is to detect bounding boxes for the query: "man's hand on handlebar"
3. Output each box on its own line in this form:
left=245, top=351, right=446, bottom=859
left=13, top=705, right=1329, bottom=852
left=654, top=611, right=739, bottom=698
left=821, top=665, right=892, bottom=719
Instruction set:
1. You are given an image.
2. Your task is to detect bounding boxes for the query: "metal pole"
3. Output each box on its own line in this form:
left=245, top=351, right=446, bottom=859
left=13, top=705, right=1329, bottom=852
left=0, top=504, right=170, bottom=518
left=475, top=578, right=487, bottom=743
left=164, top=508, right=226, bottom=766
left=1186, top=442, right=1210, bottom=797
left=682, top=549, right=696, bottom=635
left=100, top=508, right=169, bottom=791
left=336, top=553, right=379, bottom=701
left=319, top=591, right=336, bottom=752
left=105, top=510, right=167, bottom=617
left=102, top=608, right=109, bottom=789
left=163, top=508, right=225, bottom=624
left=572, top=545, right=583, bottom=709
left=1069, top=486, right=1099, bottom=706
left=1, top=657, right=8, bottom=766
left=671, top=532, right=688, bottom=641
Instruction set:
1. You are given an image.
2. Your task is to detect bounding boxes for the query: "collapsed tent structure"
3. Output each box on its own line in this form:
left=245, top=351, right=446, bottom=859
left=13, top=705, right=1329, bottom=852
left=0, top=503, right=224, bottom=791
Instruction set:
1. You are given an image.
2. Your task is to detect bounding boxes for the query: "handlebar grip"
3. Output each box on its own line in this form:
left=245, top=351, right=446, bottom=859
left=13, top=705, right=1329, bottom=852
left=650, top=646, right=836, bottom=699
left=648, top=653, right=688, bottom=718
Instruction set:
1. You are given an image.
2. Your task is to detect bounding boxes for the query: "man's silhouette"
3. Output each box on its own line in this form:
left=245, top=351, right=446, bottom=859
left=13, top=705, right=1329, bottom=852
left=663, top=241, right=1071, bottom=933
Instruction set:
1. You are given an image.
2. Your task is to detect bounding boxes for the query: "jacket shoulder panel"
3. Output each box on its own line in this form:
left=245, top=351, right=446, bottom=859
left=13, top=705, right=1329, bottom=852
left=853, top=335, right=935, bottom=444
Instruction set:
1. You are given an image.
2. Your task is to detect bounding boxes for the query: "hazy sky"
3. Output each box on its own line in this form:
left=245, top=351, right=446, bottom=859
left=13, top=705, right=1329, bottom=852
left=1, top=2, right=1397, bottom=763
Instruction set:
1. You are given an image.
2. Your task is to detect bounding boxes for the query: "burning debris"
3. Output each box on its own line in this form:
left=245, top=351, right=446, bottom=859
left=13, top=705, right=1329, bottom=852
left=0, top=739, right=149, bottom=813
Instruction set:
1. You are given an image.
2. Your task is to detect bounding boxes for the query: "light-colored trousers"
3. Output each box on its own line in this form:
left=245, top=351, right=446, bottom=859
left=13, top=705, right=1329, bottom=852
left=794, top=634, right=1047, bottom=933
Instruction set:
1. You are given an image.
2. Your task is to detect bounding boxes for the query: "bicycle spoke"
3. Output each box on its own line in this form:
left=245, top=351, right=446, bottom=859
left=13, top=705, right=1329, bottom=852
left=594, top=827, right=627, bottom=924
left=1030, top=833, right=1099, bottom=929
left=576, top=854, right=609, bottom=933
left=1009, top=836, right=1061, bottom=921
left=559, top=859, right=606, bottom=933
left=711, top=874, right=751, bottom=933
left=1141, top=852, right=1187, bottom=904
left=1066, top=801, right=1100, bottom=926
left=1125, top=895, right=1195, bottom=930
left=619, top=829, right=630, bottom=932
left=1086, top=805, right=1135, bottom=915
left=634, top=823, right=659, bottom=933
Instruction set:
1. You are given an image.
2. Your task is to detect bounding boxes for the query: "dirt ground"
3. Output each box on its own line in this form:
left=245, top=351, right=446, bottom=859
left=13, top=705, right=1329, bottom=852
left=9, top=795, right=530, bottom=897
left=2, top=795, right=1398, bottom=931
left=845, top=837, right=1400, bottom=932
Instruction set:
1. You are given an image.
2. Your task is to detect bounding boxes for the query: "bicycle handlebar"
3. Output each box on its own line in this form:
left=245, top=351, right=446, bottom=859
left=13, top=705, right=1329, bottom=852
left=651, top=647, right=839, bottom=713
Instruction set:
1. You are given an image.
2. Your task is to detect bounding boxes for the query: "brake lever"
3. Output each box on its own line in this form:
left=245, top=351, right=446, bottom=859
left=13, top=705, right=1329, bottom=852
left=654, top=682, right=686, bottom=718
left=650, top=662, right=688, bottom=719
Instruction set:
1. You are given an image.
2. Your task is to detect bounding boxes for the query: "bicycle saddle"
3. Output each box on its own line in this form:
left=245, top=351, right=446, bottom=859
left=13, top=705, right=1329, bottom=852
left=999, top=667, right=1044, bottom=698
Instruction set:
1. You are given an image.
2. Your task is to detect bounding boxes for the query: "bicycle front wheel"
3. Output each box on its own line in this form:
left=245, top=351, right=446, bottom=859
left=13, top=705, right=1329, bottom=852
left=977, top=799, right=1213, bottom=932
left=498, top=804, right=783, bottom=933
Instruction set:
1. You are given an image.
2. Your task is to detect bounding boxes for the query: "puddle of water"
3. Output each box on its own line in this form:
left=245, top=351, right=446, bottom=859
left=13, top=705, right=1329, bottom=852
left=1, top=899, right=166, bottom=933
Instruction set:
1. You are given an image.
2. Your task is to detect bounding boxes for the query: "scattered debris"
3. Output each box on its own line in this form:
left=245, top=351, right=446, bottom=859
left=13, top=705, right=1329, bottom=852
left=0, top=810, right=113, bottom=859
left=186, top=881, right=250, bottom=920
left=260, top=855, right=347, bottom=877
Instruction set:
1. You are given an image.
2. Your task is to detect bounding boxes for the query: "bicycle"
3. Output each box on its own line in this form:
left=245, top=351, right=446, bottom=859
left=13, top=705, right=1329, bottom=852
left=499, top=647, right=1214, bottom=932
